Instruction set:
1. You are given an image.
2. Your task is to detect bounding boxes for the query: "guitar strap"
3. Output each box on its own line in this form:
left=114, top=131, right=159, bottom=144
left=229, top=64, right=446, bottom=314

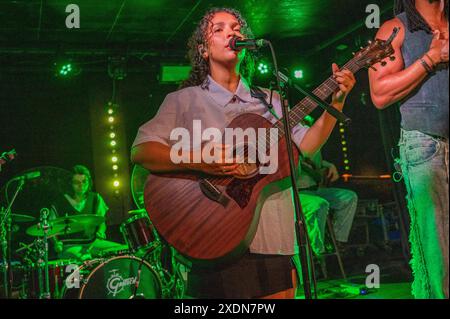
left=250, top=86, right=280, bottom=120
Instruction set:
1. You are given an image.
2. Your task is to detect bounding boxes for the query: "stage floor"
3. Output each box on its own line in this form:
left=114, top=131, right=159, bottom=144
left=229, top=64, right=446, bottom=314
left=296, top=278, right=413, bottom=299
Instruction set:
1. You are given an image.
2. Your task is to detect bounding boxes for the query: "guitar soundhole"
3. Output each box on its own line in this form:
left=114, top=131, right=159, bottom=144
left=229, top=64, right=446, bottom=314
left=232, top=142, right=259, bottom=179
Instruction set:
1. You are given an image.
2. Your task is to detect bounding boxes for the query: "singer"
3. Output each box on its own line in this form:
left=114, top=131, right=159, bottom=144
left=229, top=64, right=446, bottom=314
left=131, top=7, right=355, bottom=298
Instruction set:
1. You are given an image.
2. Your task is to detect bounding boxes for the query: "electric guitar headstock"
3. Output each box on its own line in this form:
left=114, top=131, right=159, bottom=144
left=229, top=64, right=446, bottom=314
left=352, top=27, right=400, bottom=71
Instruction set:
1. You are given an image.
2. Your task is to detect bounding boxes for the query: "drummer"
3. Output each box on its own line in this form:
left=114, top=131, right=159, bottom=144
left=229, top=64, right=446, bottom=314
left=50, top=164, right=122, bottom=260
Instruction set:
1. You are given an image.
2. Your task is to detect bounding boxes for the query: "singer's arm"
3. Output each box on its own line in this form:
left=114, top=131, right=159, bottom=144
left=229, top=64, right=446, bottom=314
left=300, top=64, right=356, bottom=157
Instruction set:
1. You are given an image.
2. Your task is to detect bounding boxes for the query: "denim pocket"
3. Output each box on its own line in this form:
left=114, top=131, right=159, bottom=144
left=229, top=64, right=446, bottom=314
left=403, top=138, right=440, bottom=166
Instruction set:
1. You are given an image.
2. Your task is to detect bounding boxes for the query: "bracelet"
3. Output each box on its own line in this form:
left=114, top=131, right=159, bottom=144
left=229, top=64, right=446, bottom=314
left=424, top=53, right=436, bottom=68
left=420, top=58, right=434, bottom=74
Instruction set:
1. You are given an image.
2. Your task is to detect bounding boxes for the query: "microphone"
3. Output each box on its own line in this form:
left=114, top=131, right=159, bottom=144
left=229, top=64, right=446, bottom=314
left=12, top=171, right=41, bottom=181
left=229, top=36, right=268, bottom=51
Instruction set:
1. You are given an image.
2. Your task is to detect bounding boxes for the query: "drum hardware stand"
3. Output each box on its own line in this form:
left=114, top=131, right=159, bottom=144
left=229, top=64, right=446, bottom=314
left=36, top=208, right=51, bottom=299
left=0, top=178, right=25, bottom=298
left=156, top=246, right=185, bottom=299
left=131, top=246, right=156, bottom=299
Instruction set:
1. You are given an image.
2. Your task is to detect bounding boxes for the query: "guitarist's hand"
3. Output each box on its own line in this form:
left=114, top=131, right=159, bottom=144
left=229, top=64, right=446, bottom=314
left=331, top=63, right=356, bottom=105
left=193, top=143, right=244, bottom=177
left=325, top=163, right=340, bottom=183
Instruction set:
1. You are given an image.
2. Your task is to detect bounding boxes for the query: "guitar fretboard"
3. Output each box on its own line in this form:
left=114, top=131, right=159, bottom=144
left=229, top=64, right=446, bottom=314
left=266, top=58, right=362, bottom=148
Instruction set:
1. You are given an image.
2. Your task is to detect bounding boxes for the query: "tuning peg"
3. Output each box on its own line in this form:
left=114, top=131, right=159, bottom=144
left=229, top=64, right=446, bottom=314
left=389, top=56, right=396, bottom=61
left=381, top=61, right=387, bottom=66
left=352, top=52, right=355, bottom=56
left=360, top=46, right=364, bottom=50
left=368, top=40, right=372, bottom=44
left=370, top=66, right=378, bottom=72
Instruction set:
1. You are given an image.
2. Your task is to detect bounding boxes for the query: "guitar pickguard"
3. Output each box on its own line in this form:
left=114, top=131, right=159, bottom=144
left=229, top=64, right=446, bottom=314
left=226, top=173, right=265, bottom=209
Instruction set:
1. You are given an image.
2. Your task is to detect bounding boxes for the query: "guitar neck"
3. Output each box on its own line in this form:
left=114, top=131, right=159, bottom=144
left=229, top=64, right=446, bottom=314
left=269, top=58, right=362, bottom=144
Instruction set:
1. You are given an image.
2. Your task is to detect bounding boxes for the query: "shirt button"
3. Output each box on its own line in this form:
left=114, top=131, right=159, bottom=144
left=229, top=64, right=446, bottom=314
left=230, top=96, right=237, bottom=103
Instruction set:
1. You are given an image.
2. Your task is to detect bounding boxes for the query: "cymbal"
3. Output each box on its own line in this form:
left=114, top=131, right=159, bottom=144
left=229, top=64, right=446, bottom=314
left=26, top=214, right=105, bottom=237
left=11, top=213, right=35, bottom=223
left=26, top=220, right=81, bottom=237
left=57, top=214, right=105, bottom=227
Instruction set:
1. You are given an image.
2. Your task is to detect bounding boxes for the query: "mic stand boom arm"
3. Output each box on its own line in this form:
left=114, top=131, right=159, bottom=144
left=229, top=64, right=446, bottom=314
left=276, top=71, right=352, bottom=125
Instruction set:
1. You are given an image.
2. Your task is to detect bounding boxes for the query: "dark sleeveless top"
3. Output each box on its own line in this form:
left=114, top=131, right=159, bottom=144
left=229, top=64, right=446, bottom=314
left=396, top=12, right=449, bottom=138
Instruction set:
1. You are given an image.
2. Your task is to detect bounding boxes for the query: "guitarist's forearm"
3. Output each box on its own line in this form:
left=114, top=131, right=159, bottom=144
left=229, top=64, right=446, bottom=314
left=299, top=102, right=343, bottom=158
left=131, top=141, right=191, bottom=173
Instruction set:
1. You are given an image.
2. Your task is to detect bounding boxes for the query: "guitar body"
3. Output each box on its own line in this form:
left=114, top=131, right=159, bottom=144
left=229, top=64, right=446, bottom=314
left=144, top=113, right=299, bottom=266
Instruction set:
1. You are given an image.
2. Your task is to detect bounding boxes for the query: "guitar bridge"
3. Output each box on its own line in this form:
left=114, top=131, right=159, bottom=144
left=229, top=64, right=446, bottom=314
left=199, top=179, right=230, bottom=207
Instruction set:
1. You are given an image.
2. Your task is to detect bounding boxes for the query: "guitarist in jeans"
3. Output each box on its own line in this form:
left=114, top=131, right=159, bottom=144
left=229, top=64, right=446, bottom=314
left=131, top=8, right=356, bottom=298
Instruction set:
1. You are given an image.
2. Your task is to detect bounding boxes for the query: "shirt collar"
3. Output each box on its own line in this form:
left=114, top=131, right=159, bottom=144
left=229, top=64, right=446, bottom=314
left=202, top=75, right=256, bottom=107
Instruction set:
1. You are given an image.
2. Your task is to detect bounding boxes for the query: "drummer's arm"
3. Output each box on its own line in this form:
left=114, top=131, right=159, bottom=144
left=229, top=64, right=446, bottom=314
left=96, top=222, right=107, bottom=239
left=95, top=194, right=108, bottom=240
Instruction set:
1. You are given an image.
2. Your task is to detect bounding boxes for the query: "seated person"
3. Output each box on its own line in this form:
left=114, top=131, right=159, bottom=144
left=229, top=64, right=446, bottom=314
left=50, top=164, right=122, bottom=260
left=297, top=119, right=358, bottom=255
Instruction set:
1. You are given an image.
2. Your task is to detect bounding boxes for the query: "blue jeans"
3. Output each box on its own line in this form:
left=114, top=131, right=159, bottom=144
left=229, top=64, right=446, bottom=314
left=298, top=188, right=358, bottom=255
left=398, top=129, right=449, bottom=299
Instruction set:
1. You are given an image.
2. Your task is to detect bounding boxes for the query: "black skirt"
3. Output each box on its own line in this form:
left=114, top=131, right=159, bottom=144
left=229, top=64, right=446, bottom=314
left=186, top=251, right=295, bottom=299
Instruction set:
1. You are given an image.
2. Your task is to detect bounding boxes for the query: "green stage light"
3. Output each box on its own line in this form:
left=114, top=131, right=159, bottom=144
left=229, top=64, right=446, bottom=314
left=257, top=63, right=269, bottom=75
left=294, top=69, right=304, bottom=79
left=110, top=140, right=117, bottom=147
left=59, top=63, right=72, bottom=76
left=109, top=132, right=116, bottom=139
left=55, top=61, right=80, bottom=78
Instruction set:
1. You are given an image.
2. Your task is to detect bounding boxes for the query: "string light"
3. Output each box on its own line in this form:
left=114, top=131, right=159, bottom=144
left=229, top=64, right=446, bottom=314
left=339, top=122, right=351, bottom=172
left=106, top=101, right=121, bottom=194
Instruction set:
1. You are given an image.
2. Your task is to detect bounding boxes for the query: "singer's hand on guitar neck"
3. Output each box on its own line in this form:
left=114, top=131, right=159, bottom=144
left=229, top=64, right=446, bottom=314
left=331, top=63, right=356, bottom=105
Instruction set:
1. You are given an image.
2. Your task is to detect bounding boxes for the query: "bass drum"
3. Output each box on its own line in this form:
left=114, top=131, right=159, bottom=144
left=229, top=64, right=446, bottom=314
left=62, top=255, right=162, bottom=299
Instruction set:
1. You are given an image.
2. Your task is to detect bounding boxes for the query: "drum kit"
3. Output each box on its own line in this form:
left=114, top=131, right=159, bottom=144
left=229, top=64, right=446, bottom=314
left=0, top=165, right=186, bottom=299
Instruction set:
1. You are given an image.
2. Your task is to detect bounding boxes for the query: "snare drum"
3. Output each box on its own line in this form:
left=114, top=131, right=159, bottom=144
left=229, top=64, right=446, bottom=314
left=62, top=255, right=162, bottom=299
left=120, top=210, right=158, bottom=254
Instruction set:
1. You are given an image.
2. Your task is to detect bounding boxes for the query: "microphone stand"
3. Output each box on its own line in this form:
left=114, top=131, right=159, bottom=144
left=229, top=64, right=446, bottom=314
left=266, top=42, right=316, bottom=299
left=1, top=178, right=25, bottom=298
left=266, top=44, right=352, bottom=300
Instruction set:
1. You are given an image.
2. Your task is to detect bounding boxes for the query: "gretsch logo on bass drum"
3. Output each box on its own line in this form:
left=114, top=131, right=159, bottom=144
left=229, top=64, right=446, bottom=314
left=106, top=269, right=137, bottom=297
